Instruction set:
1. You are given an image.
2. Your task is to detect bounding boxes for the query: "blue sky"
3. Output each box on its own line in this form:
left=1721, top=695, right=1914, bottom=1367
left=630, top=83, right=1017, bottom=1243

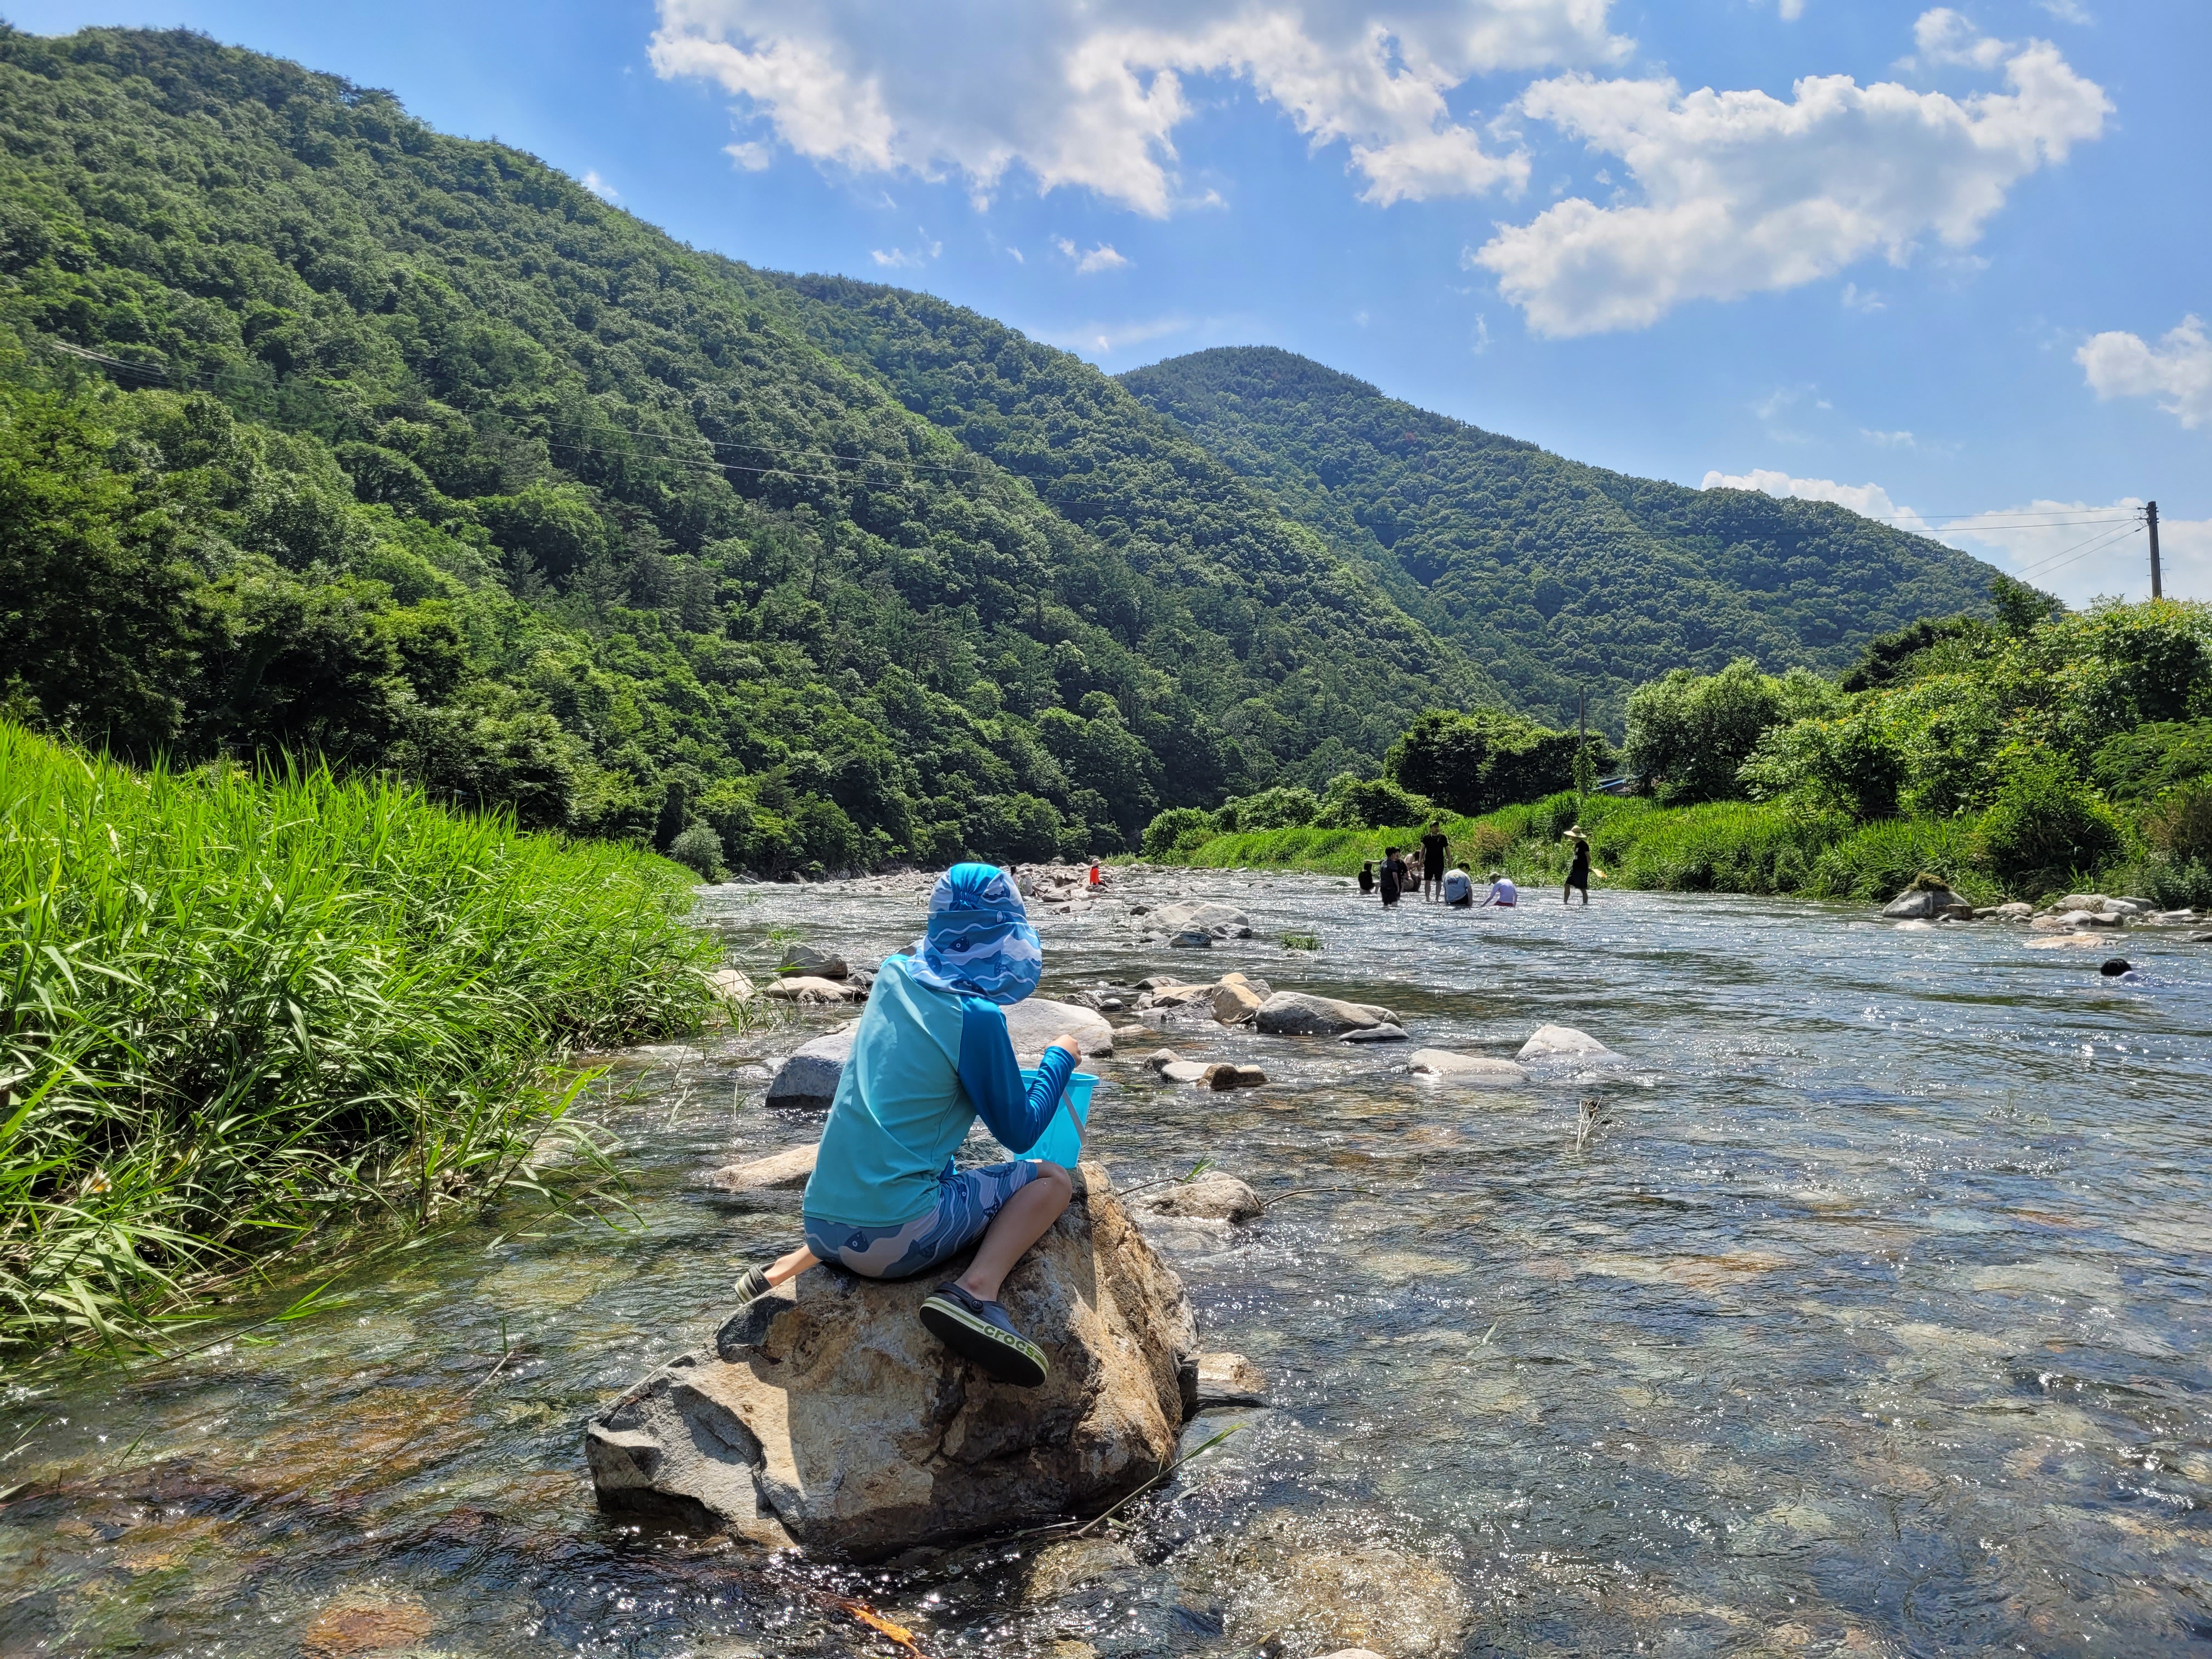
left=15, top=0, right=2210, bottom=602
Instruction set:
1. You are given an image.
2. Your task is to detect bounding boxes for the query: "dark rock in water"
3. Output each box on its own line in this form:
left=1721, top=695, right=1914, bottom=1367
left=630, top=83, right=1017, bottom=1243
left=780, top=943, right=849, bottom=980
left=587, top=1164, right=1195, bottom=1559
left=2100, top=958, right=2132, bottom=977
left=1881, top=887, right=1958, bottom=920
left=764, top=1025, right=857, bottom=1110
left=1255, top=991, right=1397, bottom=1035
left=1167, top=930, right=1214, bottom=949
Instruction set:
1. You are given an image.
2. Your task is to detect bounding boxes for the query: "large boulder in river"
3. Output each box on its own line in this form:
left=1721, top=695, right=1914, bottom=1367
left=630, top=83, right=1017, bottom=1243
left=1002, top=996, right=1115, bottom=1060
left=778, top=943, right=849, bottom=980
left=585, top=1164, right=1193, bottom=1558
left=1256, top=991, right=1398, bottom=1035
left=764, top=1025, right=856, bottom=1110
left=1516, top=1024, right=1616, bottom=1062
left=1881, top=885, right=1960, bottom=920
left=1150, top=900, right=1252, bottom=939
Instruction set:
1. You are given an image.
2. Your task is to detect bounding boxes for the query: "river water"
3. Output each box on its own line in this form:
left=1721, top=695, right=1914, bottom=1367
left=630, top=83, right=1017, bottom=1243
left=5, top=872, right=2210, bottom=1657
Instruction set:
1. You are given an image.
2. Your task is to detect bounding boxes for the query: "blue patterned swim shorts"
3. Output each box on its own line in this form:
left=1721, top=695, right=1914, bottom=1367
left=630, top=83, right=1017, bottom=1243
left=804, top=1159, right=1043, bottom=1280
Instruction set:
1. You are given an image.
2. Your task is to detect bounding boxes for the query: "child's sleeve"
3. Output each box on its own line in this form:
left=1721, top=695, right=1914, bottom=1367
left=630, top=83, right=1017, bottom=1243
left=956, top=998, right=1078, bottom=1155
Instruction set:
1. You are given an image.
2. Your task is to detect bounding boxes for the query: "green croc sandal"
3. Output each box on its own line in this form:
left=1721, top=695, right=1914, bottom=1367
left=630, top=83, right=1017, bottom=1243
left=919, top=1283, right=1049, bottom=1388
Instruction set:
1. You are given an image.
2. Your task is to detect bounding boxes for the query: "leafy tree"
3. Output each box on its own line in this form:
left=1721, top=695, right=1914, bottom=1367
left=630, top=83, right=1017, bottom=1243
left=1991, top=573, right=2062, bottom=637
left=1624, top=661, right=1839, bottom=804
left=1386, top=708, right=1607, bottom=816
left=1313, top=772, right=1431, bottom=828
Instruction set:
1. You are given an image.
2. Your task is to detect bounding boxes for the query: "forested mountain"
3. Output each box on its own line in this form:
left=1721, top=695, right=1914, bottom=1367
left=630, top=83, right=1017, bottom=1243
left=1, top=26, right=1995, bottom=872
left=0, top=25, right=1489, bottom=867
left=1121, top=347, right=1999, bottom=732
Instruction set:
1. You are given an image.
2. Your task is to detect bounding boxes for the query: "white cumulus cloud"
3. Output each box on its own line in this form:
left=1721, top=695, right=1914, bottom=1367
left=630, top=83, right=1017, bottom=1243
left=1700, top=474, right=2198, bottom=603
left=870, top=233, right=943, bottom=269
left=1701, top=467, right=1920, bottom=527
left=1472, top=15, right=2109, bottom=336
left=1057, top=238, right=1132, bottom=273
left=648, top=0, right=1632, bottom=217
left=2076, top=315, right=2212, bottom=430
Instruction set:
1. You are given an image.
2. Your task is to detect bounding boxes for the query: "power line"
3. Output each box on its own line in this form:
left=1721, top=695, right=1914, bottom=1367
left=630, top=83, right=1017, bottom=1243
left=2010, top=521, right=2142, bottom=581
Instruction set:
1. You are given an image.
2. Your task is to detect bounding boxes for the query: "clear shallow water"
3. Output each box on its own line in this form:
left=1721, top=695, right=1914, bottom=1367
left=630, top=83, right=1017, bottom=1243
left=7, top=873, right=2211, bottom=1657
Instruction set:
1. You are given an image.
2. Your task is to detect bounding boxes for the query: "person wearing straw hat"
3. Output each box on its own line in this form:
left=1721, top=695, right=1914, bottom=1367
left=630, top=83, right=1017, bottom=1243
left=730, top=864, right=1082, bottom=1388
left=1562, top=825, right=1605, bottom=905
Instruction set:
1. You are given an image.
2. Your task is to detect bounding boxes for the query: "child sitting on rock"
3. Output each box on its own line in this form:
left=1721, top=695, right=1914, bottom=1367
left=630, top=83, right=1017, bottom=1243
left=735, top=864, right=1084, bottom=1389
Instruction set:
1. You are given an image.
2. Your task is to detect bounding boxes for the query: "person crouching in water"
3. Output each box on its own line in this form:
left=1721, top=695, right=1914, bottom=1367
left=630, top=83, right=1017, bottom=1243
left=733, top=864, right=1081, bottom=1387
left=1441, top=866, right=1474, bottom=907
left=1479, top=871, right=1517, bottom=908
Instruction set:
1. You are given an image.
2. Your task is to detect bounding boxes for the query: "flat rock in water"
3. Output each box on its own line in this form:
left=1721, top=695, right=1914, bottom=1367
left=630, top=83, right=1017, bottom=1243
left=1167, top=930, right=1213, bottom=949
left=765, top=1026, right=857, bottom=1110
left=703, top=1143, right=817, bottom=1193
left=1408, top=1048, right=1528, bottom=1085
left=1159, top=1060, right=1210, bottom=1084
left=1256, top=991, right=1398, bottom=1035
left=705, top=967, right=755, bottom=1004
left=764, top=975, right=860, bottom=1003
left=586, top=1165, right=1194, bottom=1559
left=1135, top=1173, right=1262, bottom=1223
left=1339, top=1023, right=1407, bottom=1043
left=1193, top=1351, right=1268, bottom=1406
left=1205, top=1527, right=1471, bottom=1659
left=1002, top=996, right=1114, bottom=1060
left=1516, top=1024, right=1616, bottom=1061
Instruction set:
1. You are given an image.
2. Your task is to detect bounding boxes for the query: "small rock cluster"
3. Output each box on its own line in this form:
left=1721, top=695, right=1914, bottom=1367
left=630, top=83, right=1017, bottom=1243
left=764, top=942, right=870, bottom=1004
left=1882, top=885, right=2202, bottom=934
left=1144, top=1048, right=1269, bottom=1090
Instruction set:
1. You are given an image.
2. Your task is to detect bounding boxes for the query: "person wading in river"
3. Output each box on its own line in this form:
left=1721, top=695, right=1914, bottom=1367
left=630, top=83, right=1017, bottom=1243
left=732, top=864, right=1082, bottom=1387
left=1420, top=820, right=1449, bottom=903
left=1378, top=847, right=1404, bottom=907
left=1562, top=827, right=1605, bottom=906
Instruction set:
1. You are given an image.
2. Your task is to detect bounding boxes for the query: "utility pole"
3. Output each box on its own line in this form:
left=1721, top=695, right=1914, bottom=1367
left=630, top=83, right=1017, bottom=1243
left=2147, top=500, right=2162, bottom=600
left=1578, top=687, right=1587, bottom=810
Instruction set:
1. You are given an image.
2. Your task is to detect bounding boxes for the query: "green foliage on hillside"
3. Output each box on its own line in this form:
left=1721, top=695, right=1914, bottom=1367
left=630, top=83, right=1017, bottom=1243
left=1625, top=659, right=1841, bottom=805
left=1120, top=346, right=2002, bottom=733
left=0, top=24, right=1487, bottom=867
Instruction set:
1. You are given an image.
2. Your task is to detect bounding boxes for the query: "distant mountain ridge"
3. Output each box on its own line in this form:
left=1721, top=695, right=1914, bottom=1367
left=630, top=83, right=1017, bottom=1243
left=1120, top=346, right=1999, bottom=733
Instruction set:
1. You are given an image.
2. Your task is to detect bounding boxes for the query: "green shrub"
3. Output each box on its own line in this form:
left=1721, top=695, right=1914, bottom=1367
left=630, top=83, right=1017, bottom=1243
left=1141, top=806, right=1218, bottom=860
left=1974, top=754, right=2123, bottom=894
left=665, top=822, right=725, bottom=881
left=2096, top=720, right=2212, bottom=804
left=1803, top=816, right=1990, bottom=902
left=1313, top=773, right=1431, bottom=829
left=1607, top=801, right=1847, bottom=895
left=1230, top=785, right=1321, bottom=830
left=2143, top=782, right=2212, bottom=866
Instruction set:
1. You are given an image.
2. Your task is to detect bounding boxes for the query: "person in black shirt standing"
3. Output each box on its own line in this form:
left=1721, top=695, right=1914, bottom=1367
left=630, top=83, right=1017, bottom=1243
left=1379, top=847, right=1402, bottom=906
left=1420, top=820, right=1449, bottom=902
left=1562, top=826, right=1604, bottom=905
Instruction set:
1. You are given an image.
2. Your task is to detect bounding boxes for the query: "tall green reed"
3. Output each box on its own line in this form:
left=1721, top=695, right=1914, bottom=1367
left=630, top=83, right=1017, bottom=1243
left=0, top=722, right=719, bottom=1357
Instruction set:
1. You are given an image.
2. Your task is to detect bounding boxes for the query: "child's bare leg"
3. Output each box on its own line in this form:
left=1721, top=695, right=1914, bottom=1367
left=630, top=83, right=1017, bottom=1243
left=954, top=1164, right=1073, bottom=1303
left=764, top=1245, right=816, bottom=1285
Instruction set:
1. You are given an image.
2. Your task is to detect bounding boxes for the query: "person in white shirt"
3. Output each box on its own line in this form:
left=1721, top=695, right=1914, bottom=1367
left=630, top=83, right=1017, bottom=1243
left=1479, top=871, right=1518, bottom=908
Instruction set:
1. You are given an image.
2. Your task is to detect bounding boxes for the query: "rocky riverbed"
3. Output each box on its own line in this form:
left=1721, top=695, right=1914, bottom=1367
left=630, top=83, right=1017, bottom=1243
left=4, top=869, right=2210, bottom=1657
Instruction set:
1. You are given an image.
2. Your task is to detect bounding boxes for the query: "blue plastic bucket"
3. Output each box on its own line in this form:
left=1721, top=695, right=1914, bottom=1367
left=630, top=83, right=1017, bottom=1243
left=1012, top=1068, right=1099, bottom=1167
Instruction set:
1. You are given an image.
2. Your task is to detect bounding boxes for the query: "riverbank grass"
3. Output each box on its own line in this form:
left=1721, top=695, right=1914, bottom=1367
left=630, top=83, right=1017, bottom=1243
left=1, top=721, right=720, bottom=1356
left=1161, top=789, right=2026, bottom=904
